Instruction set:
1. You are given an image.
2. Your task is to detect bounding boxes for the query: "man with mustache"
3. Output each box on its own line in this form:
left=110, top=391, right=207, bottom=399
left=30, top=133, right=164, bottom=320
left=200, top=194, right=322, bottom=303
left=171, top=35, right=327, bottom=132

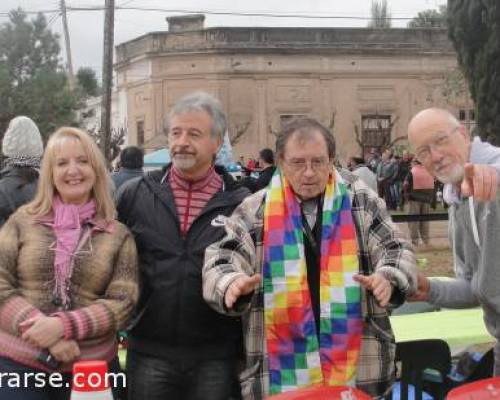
left=116, top=92, right=250, bottom=400
left=407, top=107, right=500, bottom=374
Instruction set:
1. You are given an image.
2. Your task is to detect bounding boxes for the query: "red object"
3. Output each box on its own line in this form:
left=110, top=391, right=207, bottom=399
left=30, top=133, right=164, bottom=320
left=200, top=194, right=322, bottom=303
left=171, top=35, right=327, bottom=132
left=247, top=159, right=256, bottom=171
left=72, top=360, right=109, bottom=392
left=268, top=385, right=371, bottom=400
left=447, top=377, right=500, bottom=400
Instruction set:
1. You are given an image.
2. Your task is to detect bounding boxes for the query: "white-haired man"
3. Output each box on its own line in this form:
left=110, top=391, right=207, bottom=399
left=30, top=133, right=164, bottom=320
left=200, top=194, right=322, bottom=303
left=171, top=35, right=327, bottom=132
left=408, top=107, right=500, bottom=374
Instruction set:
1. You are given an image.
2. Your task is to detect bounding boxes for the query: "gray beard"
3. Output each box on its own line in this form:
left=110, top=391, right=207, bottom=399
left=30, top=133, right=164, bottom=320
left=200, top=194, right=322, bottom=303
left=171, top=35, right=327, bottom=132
left=436, top=164, right=464, bottom=184
left=172, top=156, right=196, bottom=171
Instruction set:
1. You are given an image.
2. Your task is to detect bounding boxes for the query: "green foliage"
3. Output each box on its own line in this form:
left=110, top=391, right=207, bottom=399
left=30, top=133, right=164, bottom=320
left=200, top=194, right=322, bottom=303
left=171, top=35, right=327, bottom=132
left=448, top=0, right=500, bottom=143
left=77, top=67, right=101, bottom=97
left=368, top=0, right=392, bottom=29
left=0, top=8, right=82, bottom=141
left=408, top=5, right=448, bottom=28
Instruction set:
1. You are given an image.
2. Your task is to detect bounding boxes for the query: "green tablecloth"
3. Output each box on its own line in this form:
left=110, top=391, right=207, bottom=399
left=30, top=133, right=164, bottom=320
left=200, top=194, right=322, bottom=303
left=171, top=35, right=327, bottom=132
left=390, top=307, right=493, bottom=349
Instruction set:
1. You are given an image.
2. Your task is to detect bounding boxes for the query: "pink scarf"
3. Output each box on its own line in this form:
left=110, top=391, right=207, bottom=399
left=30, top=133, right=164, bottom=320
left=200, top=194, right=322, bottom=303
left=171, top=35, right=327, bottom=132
left=51, top=196, right=96, bottom=308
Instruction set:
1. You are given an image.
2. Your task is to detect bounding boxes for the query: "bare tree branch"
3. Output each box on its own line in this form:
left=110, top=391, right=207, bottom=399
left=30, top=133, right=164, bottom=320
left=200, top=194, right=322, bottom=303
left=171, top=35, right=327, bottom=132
left=88, top=125, right=126, bottom=163
left=353, top=122, right=363, bottom=154
left=325, top=111, right=336, bottom=132
left=229, top=118, right=252, bottom=145
left=268, top=124, right=279, bottom=137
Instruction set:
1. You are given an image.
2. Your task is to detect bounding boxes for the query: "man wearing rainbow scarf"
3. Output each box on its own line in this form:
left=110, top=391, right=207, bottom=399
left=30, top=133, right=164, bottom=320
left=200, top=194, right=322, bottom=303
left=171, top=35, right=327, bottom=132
left=203, top=118, right=417, bottom=399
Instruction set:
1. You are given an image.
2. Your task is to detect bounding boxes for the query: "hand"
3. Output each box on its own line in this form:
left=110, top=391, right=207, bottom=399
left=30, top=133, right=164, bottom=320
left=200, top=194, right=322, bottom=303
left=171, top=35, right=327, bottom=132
left=408, top=271, right=431, bottom=302
left=225, top=274, right=262, bottom=309
left=461, top=163, right=497, bottom=201
left=353, top=273, right=393, bottom=307
left=20, top=316, right=64, bottom=348
left=49, top=339, right=80, bottom=363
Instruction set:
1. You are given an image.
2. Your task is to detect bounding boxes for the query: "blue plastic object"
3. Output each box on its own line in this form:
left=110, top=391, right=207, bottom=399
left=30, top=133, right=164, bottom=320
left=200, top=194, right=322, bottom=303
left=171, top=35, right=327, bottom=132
left=391, top=382, right=434, bottom=400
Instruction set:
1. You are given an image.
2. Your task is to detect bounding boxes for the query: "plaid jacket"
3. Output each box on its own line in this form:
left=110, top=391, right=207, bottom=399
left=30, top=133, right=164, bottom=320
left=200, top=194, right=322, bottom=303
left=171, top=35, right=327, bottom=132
left=203, top=169, right=417, bottom=399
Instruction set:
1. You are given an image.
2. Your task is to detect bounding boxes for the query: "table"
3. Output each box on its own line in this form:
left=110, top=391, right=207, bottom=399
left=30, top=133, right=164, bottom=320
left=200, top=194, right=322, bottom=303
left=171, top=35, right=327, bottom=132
left=390, top=308, right=493, bottom=351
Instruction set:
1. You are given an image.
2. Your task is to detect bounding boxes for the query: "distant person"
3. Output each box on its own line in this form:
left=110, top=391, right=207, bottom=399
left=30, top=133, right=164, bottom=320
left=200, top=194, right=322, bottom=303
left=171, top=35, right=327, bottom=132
left=348, top=156, right=377, bottom=192
left=367, top=147, right=381, bottom=172
left=237, top=155, right=251, bottom=177
left=246, top=157, right=256, bottom=173
left=395, top=150, right=412, bottom=209
left=111, top=146, right=144, bottom=190
left=237, top=155, right=245, bottom=168
left=404, top=159, right=435, bottom=246
left=0, top=116, right=43, bottom=227
left=242, top=148, right=276, bottom=193
left=376, top=149, right=398, bottom=209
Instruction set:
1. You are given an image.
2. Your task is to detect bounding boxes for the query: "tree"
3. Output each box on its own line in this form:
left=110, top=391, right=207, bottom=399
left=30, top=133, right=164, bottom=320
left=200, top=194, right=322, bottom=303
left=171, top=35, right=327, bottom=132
left=408, top=5, right=447, bottom=28
left=77, top=67, right=101, bottom=97
left=368, top=0, right=391, bottom=29
left=0, top=8, right=82, bottom=142
left=447, top=1, right=500, bottom=143
left=88, top=126, right=125, bottom=162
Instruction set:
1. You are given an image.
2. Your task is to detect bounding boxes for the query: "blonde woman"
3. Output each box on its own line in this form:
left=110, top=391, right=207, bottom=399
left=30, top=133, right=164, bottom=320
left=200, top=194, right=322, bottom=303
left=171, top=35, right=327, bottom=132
left=0, top=127, right=139, bottom=400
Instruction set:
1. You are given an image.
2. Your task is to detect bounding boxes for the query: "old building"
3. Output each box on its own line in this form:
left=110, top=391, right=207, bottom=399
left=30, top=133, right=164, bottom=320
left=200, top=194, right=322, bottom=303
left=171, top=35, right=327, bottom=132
left=115, top=14, right=473, bottom=163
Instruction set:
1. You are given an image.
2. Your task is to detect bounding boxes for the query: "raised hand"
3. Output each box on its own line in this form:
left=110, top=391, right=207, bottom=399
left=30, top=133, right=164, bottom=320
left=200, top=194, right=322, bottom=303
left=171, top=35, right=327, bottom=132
left=461, top=162, right=497, bottom=201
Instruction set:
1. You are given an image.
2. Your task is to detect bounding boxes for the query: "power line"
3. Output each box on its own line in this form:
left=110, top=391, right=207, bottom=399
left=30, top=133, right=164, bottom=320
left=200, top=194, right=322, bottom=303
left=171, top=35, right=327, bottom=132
left=0, top=5, right=443, bottom=21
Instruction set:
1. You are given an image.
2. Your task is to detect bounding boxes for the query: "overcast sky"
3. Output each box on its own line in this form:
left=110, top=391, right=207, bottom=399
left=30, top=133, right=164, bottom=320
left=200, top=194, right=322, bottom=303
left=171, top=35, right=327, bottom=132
left=1, top=0, right=447, bottom=78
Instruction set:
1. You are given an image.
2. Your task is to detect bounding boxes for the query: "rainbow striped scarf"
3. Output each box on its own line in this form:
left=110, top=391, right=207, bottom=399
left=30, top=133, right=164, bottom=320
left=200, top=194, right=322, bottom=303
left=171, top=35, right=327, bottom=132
left=263, top=169, right=362, bottom=395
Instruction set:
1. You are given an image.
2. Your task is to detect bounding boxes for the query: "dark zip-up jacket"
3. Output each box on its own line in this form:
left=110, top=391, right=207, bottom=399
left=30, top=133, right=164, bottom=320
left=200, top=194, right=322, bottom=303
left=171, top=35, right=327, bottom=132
left=0, top=166, right=39, bottom=228
left=116, top=164, right=250, bottom=360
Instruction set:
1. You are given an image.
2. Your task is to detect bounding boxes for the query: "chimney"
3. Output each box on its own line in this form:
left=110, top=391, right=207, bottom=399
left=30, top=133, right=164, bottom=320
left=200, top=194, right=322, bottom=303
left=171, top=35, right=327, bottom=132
left=167, top=14, right=205, bottom=33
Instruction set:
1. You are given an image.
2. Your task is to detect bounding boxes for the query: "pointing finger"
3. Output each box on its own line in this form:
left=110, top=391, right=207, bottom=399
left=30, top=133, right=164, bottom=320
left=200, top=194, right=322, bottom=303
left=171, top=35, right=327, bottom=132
left=473, top=166, right=485, bottom=200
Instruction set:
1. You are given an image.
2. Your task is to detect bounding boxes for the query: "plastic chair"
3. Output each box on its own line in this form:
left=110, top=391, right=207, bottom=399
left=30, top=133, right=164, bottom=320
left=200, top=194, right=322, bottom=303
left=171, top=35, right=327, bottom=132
left=447, top=377, right=500, bottom=400
left=447, top=347, right=494, bottom=390
left=466, top=348, right=494, bottom=382
left=393, top=339, right=451, bottom=400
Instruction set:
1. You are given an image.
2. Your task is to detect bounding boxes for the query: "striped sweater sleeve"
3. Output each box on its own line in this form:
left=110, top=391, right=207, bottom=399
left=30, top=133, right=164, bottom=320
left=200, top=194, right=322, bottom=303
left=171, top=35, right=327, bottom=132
left=53, top=230, right=139, bottom=341
left=0, top=214, right=44, bottom=336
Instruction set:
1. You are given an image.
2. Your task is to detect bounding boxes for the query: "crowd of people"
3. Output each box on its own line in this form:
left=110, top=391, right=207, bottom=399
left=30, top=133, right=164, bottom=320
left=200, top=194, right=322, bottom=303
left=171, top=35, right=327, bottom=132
left=0, top=95, right=498, bottom=400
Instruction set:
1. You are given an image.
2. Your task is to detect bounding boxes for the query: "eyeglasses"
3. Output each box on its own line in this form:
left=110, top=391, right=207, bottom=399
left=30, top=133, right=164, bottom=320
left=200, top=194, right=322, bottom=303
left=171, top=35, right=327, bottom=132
left=284, top=157, right=330, bottom=172
left=414, top=127, right=458, bottom=163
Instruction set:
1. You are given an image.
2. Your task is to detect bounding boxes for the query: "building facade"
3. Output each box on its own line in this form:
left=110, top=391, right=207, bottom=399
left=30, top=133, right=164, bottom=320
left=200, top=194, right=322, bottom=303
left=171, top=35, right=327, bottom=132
left=115, top=15, right=473, bottom=163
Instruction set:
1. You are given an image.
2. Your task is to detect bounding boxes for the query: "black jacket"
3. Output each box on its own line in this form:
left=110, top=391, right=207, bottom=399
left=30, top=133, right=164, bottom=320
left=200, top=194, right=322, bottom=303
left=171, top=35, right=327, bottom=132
left=0, top=166, right=39, bottom=227
left=111, top=168, right=143, bottom=190
left=242, top=166, right=276, bottom=193
left=116, top=165, right=250, bottom=360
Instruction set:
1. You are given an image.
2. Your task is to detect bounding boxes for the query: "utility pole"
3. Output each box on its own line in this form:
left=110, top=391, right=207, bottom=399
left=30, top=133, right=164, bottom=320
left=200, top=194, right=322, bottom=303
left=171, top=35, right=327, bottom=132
left=60, top=0, right=75, bottom=90
left=100, top=0, right=115, bottom=162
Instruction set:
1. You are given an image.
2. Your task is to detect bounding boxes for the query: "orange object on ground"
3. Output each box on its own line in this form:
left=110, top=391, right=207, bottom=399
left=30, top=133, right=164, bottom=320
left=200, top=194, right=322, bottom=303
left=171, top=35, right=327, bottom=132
left=447, top=377, right=500, bottom=400
left=268, top=385, right=371, bottom=400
